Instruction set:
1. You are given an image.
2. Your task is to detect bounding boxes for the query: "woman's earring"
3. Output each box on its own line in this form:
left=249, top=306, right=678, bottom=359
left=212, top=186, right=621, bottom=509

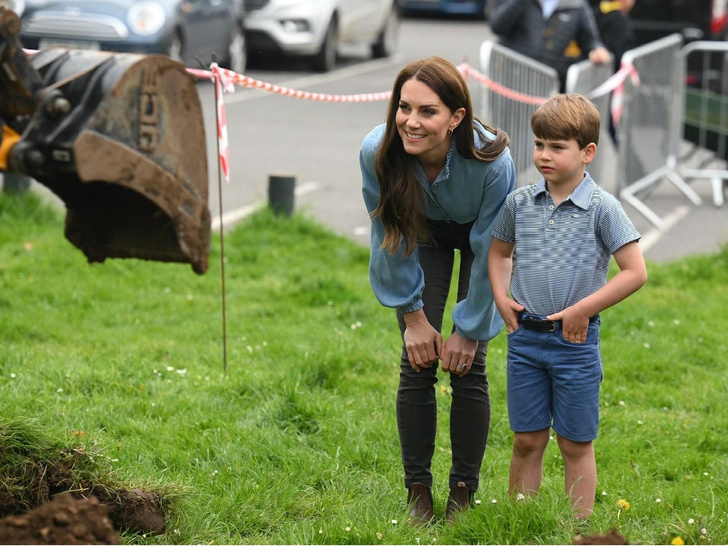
left=448, top=128, right=453, bottom=134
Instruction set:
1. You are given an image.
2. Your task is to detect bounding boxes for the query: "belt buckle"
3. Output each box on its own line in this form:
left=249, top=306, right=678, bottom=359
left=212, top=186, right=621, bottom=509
left=541, top=320, right=556, bottom=333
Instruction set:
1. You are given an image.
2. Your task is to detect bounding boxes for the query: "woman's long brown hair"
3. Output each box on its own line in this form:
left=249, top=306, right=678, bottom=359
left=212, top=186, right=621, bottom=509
left=372, top=56, right=509, bottom=255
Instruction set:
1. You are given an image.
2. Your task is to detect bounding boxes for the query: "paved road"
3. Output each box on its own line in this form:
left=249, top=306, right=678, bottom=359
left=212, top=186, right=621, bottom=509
left=8, top=14, right=727, bottom=264
left=597, top=138, right=728, bottom=262
left=199, top=14, right=497, bottom=243
left=198, top=14, right=727, bottom=264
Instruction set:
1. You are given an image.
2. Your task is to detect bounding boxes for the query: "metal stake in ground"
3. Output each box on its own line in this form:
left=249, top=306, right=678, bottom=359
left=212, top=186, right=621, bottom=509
left=212, top=59, right=229, bottom=373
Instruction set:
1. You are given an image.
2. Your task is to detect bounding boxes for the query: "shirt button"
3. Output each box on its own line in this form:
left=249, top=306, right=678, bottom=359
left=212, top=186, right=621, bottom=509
left=549, top=220, right=554, bottom=225
left=549, top=205, right=554, bottom=210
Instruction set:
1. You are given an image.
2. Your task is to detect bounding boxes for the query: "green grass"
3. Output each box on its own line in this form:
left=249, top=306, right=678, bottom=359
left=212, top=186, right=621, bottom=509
left=1, top=191, right=727, bottom=544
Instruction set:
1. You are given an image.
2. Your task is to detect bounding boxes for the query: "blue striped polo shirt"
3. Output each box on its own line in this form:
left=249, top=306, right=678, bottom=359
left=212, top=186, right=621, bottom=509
left=492, top=173, right=640, bottom=317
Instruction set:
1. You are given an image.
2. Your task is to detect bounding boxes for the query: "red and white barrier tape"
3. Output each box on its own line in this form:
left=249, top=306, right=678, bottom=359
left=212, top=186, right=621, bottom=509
left=191, top=61, right=638, bottom=107
left=458, top=63, right=548, bottom=105
left=602, top=63, right=640, bottom=127
left=23, top=48, right=639, bottom=180
left=210, top=63, right=231, bottom=183
left=192, top=61, right=639, bottom=180
left=188, top=66, right=392, bottom=102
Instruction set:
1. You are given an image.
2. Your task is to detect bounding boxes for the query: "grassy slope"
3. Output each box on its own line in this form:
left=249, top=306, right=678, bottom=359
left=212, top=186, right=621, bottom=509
left=1, top=193, right=726, bottom=544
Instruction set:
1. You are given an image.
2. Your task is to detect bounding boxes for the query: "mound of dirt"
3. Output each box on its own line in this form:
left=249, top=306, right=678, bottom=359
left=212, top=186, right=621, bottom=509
left=0, top=494, right=119, bottom=545
left=0, top=452, right=166, bottom=537
left=574, top=528, right=629, bottom=545
left=93, top=487, right=165, bottom=535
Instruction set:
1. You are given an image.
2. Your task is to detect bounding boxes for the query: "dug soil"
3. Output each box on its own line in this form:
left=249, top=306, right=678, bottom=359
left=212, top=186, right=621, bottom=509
left=0, top=452, right=166, bottom=543
left=574, top=528, right=630, bottom=544
left=0, top=494, right=119, bottom=544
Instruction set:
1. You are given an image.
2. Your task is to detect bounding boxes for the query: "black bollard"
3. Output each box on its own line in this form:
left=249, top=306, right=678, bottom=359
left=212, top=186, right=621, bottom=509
left=268, top=173, right=295, bottom=217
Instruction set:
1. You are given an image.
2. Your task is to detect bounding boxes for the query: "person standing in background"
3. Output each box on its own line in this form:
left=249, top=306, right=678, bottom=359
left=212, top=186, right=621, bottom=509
left=490, top=0, right=611, bottom=91
left=588, top=0, right=636, bottom=143
left=589, top=0, right=636, bottom=67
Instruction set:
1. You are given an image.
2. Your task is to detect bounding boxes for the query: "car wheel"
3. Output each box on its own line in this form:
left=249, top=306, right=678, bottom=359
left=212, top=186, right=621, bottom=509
left=167, top=31, right=184, bottom=64
left=224, top=22, right=247, bottom=74
left=311, top=17, right=338, bottom=72
left=372, top=5, right=399, bottom=58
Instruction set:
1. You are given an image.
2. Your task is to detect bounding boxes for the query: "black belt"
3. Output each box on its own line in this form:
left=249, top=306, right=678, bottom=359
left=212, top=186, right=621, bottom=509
left=518, top=312, right=599, bottom=333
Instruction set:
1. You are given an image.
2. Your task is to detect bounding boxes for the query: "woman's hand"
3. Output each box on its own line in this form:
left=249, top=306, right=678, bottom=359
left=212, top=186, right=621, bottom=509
left=402, top=310, right=442, bottom=372
left=440, top=332, right=478, bottom=377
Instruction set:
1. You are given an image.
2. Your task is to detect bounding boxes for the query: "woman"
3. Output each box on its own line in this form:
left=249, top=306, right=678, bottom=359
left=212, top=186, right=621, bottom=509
left=359, top=56, right=516, bottom=524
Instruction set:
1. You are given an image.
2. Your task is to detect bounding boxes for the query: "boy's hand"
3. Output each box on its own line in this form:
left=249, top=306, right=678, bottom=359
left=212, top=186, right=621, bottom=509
left=495, top=298, right=525, bottom=334
left=440, top=332, right=478, bottom=377
left=546, top=308, right=590, bottom=344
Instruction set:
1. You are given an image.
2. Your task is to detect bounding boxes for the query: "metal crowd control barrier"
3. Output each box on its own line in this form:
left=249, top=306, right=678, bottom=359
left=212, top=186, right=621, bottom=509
left=677, top=41, right=728, bottom=207
left=618, top=34, right=702, bottom=229
left=564, top=57, right=614, bottom=193
left=478, top=40, right=559, bottom=187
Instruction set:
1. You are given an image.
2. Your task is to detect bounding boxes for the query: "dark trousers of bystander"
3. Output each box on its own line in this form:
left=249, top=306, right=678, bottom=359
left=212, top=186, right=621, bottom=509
left=395, top=219, right=491, bottom=493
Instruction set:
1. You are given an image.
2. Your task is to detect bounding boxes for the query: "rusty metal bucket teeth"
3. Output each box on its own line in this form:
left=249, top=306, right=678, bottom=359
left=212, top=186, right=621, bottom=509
left=8, top=47, right=211, bottom=274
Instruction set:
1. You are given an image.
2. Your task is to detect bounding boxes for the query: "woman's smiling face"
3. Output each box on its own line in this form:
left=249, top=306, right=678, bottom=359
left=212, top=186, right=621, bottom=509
left=395, top=78, right=464, bottom=164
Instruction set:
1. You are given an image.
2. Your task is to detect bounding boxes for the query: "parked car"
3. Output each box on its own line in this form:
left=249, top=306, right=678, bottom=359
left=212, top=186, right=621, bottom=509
left=401, top=0, right=488, bottom=19
left=18, top=0, right=247, bottom=73
left=243, top=0, right=400, bottom=72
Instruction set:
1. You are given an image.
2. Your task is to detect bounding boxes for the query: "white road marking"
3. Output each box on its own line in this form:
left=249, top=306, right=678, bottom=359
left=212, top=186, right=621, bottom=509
left=639, top=205, right=690, bottom=253
left=353, top=225, right=369, bottom=236
left=211, top=181, right=321, bottom=231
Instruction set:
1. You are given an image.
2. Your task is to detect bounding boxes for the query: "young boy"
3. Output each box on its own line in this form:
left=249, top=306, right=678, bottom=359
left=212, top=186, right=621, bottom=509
left=487, top=93, right=647, bottom=518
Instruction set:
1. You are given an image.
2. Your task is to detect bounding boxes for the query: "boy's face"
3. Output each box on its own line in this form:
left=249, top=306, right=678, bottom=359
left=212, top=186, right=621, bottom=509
left=533, top=137, right=595, bottom=188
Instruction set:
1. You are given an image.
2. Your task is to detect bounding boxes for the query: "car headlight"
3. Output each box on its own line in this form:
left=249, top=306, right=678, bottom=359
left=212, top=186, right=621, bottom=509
left=127, top=2, right=166, bottom=36
left=1, top=0, right=26, bottom=17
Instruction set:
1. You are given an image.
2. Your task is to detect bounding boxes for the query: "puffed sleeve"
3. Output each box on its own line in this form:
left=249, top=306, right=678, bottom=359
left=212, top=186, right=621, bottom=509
left=451, top=149, right=516, bottom=341
left=360, top=128, right=425, bottom=314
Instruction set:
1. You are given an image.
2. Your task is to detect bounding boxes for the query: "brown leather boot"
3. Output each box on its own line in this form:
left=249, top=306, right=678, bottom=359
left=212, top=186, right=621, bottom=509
left=445, top=482, right=474, bottom=523
left=407, top=482, right=434, bottom=526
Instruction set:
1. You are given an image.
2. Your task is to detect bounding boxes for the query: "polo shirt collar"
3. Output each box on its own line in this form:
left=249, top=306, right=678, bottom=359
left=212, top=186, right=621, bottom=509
left=535, top=173, right=597, bottom=210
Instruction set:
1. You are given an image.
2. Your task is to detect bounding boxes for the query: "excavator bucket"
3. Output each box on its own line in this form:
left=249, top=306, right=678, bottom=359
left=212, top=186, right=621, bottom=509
left=0, top=7, right=210, bottom=274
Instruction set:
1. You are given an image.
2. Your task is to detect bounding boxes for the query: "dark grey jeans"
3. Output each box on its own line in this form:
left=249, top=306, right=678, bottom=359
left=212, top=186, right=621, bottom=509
left=396, top=219, right=490, bottom=493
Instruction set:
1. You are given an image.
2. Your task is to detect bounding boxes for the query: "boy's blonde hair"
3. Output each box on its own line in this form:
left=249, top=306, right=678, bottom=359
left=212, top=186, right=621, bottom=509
left=531, top=93, right=600, bottom=150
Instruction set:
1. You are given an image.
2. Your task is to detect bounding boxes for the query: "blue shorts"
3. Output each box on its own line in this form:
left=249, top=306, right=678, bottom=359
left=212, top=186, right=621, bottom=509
left=506, top=317, right=603, bottom=442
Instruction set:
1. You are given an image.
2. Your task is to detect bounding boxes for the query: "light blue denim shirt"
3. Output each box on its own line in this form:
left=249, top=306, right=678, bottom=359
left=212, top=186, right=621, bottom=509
left=360, top=121, right=516, bottom=341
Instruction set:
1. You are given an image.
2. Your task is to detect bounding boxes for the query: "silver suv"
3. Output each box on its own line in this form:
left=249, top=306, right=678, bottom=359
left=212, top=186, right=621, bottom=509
left=243, top=0, right=399, bottom=71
